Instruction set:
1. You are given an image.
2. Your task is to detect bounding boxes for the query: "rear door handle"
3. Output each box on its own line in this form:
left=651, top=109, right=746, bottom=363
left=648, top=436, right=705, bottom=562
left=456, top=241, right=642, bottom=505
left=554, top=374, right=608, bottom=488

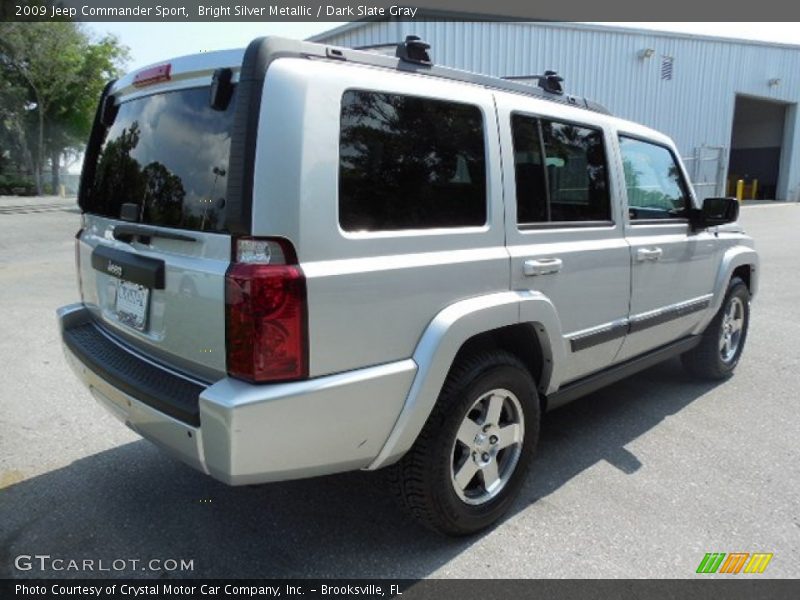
left=636, top=247, right=663, bottom=262
left=523, top=258, right=563, bottom=276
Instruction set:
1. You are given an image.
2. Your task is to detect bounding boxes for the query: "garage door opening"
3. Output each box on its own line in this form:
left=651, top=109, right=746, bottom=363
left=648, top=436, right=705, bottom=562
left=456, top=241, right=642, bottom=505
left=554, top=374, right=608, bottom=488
left=728, top=95, right=790, bottom=200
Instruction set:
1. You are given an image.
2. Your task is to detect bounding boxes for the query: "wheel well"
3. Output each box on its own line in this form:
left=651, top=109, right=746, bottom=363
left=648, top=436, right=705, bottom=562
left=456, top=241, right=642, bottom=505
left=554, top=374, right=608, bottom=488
left=732, top=264, right=751, bottom=291
left=452, top=324, right=548, bottom=412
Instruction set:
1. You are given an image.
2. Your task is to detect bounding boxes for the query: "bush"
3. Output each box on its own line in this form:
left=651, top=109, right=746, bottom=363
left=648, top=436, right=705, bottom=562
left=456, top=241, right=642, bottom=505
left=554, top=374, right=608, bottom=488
left=0, top=173, right=36, bottom=196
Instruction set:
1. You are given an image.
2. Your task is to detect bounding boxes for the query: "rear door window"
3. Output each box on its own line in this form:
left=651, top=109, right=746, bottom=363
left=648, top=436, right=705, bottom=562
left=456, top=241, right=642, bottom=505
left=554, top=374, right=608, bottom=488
left=339, top=90, right=486, bottom=232
left=85, top=86, right=236, bottom=233
left=512, top=114, right=611, bottom=225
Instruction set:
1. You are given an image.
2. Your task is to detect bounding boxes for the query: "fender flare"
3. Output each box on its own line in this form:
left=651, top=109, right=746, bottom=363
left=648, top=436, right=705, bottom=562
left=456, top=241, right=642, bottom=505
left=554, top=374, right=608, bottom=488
left=366, top=290, right=565, bottom=470
left=693, top=245, right=759, bottom=334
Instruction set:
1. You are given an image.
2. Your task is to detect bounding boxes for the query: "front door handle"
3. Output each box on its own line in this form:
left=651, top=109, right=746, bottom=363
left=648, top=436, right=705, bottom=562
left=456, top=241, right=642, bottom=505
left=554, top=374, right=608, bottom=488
left=636, top=247, right=663, bottom=262
left=523, top=258, right=563, bottom=276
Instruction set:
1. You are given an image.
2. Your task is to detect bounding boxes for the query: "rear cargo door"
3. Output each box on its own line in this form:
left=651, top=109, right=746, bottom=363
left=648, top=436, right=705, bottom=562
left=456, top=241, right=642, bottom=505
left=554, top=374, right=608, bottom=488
left=77, top=82, right=238, bottom=381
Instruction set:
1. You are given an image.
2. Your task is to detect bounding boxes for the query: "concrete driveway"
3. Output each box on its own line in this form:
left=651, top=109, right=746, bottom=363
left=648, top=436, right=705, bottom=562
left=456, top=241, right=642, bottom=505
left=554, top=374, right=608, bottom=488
left=1, top=197, right=797, bottom=578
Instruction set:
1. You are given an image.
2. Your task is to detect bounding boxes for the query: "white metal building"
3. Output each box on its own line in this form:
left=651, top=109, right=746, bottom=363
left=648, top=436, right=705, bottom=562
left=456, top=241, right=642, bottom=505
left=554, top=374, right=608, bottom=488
left=310, top=21, right=800, bottom=201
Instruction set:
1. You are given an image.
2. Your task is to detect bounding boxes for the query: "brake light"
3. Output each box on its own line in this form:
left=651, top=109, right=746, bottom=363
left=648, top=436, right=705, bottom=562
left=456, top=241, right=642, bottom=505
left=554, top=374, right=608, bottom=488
left=75, top=227, right=84, bottom=300
left=133, top=64, right=171, bottom=87
left=225, top=238, right=308, bottom=382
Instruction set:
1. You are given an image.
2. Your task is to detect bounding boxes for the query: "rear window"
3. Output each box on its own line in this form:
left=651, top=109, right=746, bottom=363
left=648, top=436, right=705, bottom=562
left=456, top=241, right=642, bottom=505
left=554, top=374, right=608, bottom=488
left=339, top=90, right=486, bottom=232
left=84, top=86, right=236, bottom=233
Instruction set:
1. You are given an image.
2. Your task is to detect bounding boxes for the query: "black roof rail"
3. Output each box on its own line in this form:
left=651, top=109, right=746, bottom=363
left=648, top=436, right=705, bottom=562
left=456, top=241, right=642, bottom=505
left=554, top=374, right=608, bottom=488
left=352, top=42, right=398, bottom=51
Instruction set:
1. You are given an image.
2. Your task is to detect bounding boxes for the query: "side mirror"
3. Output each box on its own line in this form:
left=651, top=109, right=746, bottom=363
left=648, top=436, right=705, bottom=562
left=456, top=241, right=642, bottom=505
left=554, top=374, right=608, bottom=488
left=690, top=197, right=739, bottom=230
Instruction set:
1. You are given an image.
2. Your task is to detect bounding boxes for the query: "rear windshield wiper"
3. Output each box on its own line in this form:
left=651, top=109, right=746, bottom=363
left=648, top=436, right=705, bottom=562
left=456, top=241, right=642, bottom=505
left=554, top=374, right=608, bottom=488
left=112, top=224, right=197, bottom=243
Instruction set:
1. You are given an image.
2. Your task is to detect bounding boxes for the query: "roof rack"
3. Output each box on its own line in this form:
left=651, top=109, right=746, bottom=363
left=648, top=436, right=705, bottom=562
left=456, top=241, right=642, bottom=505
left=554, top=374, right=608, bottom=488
left=314, top=36, right=610, bottom=115
left=395, top=35, right=433, bottom=66
left=504, top=72, right=565, bottom=95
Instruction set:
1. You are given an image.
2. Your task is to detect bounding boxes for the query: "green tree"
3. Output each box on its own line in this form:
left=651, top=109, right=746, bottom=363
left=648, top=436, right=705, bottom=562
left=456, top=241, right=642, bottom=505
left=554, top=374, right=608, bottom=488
left=45, top=33, right=128, bottom=191
left=0, top=22, right=127, bottom=194
left=0, top=70, right=34, bottom=187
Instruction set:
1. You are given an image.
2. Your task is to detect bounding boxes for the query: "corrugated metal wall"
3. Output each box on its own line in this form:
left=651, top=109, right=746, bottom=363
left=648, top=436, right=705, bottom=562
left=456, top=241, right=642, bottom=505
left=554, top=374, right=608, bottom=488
left=311, top=22, right=800, bottom=200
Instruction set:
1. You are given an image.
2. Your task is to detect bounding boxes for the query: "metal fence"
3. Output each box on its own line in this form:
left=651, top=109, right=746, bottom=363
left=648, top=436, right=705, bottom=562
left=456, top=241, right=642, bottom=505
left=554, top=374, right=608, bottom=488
left=683, top=145, right=727, bottom=199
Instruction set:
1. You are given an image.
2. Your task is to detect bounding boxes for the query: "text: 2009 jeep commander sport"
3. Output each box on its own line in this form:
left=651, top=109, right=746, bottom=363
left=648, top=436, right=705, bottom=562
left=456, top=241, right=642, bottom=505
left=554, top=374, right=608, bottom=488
left=58, top=36, right=758, bottom=535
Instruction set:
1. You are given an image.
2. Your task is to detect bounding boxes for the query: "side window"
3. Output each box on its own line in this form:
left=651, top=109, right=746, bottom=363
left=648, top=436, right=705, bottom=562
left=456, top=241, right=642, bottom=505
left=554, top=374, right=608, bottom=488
left=619, top=136, right=690, bottom=220
left=511, top=114, right=547, bottom=223
left=542, top=120, right=610, bottom=222
left=511, top=114, right=611, bottom=224
left=339, top=90, right=486, bottom=232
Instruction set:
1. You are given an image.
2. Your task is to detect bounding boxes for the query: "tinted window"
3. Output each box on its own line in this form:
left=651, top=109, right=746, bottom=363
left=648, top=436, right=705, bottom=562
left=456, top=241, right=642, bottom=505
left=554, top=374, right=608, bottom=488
left=542, top=120, right=610, bottom=221
left=511, top=114, right=547, bottom=223
left=619, top=136, right=689, bottom=220
left=512, top=114, right=610, bottom=224
left=339, top=90, right=486, bottom=231
left=85, top=87, right=236, bottom=232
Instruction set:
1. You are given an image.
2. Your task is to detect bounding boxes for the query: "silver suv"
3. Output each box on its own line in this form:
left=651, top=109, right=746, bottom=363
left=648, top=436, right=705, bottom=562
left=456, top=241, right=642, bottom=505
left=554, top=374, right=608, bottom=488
left=58, top=36, right=758, bottom=535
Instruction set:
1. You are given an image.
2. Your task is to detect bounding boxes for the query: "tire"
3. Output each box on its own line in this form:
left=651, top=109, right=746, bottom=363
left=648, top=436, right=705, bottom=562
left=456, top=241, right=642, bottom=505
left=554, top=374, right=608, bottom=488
left=388, top=350, right=540, bottom=536
left=681, top=277, right=750, bottom=380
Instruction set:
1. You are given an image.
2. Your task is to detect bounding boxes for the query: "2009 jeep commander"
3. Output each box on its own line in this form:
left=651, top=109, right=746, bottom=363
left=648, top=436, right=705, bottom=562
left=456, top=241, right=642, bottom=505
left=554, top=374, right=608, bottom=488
left=58, top=36, right=758, bottom=535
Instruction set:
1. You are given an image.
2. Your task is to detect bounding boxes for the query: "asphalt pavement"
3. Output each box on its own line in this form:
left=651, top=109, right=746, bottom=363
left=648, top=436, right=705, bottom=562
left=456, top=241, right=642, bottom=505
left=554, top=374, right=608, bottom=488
left=0, top=196, right=798, bottom=578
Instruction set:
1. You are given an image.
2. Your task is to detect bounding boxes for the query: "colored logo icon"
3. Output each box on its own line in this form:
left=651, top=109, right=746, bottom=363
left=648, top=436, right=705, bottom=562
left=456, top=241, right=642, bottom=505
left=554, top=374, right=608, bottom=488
left=696, top=552, right=773, bottom=574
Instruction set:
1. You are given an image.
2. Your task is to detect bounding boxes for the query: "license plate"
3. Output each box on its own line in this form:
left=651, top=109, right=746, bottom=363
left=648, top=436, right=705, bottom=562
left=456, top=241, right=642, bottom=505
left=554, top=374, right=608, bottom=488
left=116, top=280, right=150, bottom=331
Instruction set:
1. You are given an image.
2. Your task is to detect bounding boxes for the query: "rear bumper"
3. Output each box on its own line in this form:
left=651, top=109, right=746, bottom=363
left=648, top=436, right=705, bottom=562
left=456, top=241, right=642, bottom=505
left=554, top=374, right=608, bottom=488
left=57, top=304, right=416, bottom=485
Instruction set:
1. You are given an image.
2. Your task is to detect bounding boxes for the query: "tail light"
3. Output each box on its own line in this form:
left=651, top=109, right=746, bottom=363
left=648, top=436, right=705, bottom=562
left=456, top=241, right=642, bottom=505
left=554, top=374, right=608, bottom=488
left=75, top=224, right=84, bottom=300
left=225, top=238, right=308, bottom=382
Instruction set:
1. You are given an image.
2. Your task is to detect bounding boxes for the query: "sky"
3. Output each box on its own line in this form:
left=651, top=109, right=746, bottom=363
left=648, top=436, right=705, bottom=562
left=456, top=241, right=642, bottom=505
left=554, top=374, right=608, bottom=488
left=86, top=22, right=800, bottom=73
left=86, top=22, right=345, bottom=70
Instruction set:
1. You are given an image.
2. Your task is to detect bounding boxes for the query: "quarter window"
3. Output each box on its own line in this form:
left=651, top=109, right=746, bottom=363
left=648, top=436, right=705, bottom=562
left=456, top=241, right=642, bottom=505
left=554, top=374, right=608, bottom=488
left=619, top=136, right=690, bottom=220
left=512, top=114, right=611, bottom=224
left=339, top=90, right=486, bottom=232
